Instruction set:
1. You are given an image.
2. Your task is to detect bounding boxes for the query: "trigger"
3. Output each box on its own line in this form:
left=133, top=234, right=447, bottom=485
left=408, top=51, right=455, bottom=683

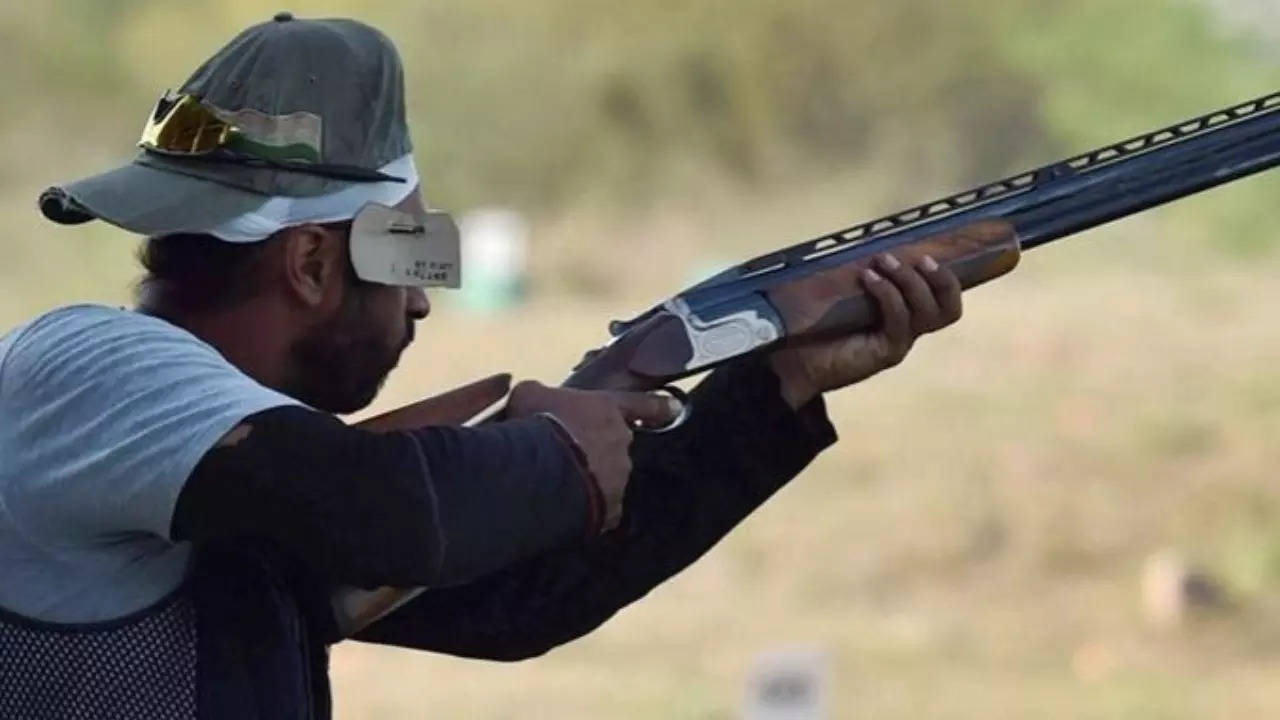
left=634, top=385, right=692, bottom=435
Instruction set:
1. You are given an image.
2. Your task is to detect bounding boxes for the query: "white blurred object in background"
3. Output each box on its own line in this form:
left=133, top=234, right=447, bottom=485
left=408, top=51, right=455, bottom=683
left=742, top=646, right=829, bottom=720
left=458, top=207, right=529, bottom=312
left=1203, top=0, right=1280, bottom=43
left=1141, top=548, right=1229, bottom=629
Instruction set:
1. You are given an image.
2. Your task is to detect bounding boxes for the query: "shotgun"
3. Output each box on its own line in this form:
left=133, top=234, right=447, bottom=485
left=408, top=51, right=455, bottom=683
left=335, top=90, right=1280, bottom=636
left=566, top=91, right=1279, bottom=391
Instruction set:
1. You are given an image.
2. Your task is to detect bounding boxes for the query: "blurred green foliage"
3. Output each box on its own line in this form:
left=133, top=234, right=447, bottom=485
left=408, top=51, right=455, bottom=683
left=0, top=0, right=1275, bottom=315
left=3, top=0, right=1274, bottom=212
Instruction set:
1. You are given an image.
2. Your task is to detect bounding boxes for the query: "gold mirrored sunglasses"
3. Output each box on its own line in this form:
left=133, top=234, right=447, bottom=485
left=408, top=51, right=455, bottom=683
left=139, top=93, right=238, bottom=156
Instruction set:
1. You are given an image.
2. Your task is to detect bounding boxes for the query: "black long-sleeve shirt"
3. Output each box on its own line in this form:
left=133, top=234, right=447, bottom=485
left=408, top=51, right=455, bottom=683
left=174, top=411, right=598, bottom=589
left=351, top=358, right=836, bottom=658
left=170, top=357, right=834, bottom=719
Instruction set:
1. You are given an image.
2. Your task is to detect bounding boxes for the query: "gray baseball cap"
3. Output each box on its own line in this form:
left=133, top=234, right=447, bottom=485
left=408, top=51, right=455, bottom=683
left=38, top=12, right=413, bottom=238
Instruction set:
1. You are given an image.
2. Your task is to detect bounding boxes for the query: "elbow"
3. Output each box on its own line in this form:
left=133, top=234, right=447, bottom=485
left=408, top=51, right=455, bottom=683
left=475, top=639, right=562, bottom=663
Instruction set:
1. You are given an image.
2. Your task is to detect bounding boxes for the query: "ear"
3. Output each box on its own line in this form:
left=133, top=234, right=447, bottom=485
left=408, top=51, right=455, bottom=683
left=278, top=224, right=348, bottom=310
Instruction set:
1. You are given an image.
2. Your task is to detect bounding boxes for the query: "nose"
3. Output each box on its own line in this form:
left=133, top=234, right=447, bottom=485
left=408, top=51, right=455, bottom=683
left=407, top=287, right=430, bottom=320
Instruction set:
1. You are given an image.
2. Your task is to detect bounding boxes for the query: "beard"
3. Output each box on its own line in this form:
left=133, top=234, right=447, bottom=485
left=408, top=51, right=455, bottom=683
left=284, top=293, right=413, bottom=414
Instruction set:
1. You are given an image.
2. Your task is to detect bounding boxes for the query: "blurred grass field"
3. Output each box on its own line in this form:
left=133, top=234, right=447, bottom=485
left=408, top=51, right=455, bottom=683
left=3, top=1, right=1280, bottom=717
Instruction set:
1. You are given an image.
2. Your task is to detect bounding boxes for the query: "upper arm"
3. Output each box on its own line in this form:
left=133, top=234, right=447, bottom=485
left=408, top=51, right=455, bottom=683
left=352, top=358, right=838, bottom=657
left=175, top=405, right=595, bottom=589
left=0, top=308, right=299, bottom=544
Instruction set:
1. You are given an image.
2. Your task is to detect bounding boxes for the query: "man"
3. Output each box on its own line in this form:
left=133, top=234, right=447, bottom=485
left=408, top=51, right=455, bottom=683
left=0, top=14, right=985, bottom=720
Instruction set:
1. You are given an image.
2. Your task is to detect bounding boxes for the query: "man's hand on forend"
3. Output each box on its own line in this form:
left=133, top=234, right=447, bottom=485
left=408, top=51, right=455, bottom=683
left=766, top=223, right=1015, bottom=408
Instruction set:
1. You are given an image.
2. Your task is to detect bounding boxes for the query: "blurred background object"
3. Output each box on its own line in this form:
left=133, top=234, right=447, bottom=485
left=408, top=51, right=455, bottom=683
left=458, top=207, right=530, bottom=313
left=743, top=647, right=830, bottom=720
left=1141, top=549, right=1231, bottom=630
left=3, top=1, right=1279, bottom=718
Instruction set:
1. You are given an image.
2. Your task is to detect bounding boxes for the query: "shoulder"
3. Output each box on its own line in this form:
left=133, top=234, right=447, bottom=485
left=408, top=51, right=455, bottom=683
left=6, top=302, right=201, bottom=351
left=0, top=305, right=301, bottom=541
left=5, top=303, right=160, bottom=342
left=0, top=303, right=302, bottom=431
left=2, top=305, right=244, bottom=397
left=2, top=304, right=201, bottom=380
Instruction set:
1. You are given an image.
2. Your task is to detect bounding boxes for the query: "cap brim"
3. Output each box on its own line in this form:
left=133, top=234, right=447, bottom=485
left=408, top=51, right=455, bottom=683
left=39, top=159, right=270, bottom=238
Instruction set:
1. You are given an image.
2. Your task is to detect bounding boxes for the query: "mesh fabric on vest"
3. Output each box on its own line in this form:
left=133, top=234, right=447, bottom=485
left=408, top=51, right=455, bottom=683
left=0, top=594, right=197, bottom=720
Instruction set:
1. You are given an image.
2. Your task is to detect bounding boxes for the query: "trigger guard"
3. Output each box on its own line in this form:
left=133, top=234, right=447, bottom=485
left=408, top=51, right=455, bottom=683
left=636, top=385, right=692, bottom=435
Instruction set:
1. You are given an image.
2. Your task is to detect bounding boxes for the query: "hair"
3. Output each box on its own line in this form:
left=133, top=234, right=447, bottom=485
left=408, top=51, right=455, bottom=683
left=135, top=223, right=357, bottom=318
left=135, top=233, right=272, bottom=317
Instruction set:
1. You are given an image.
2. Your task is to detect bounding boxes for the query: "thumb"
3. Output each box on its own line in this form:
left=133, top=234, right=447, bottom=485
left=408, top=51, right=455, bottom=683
left=608, top=391, right=683, bottom=428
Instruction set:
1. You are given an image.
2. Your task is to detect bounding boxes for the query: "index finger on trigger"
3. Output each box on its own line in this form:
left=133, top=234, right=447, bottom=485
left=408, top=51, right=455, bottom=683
left=609, top=391, right=684, bottom=429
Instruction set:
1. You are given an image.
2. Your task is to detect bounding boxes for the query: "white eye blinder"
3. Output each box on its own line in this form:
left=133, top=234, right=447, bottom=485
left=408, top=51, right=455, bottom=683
left=349, top=202, right=461, bottom=288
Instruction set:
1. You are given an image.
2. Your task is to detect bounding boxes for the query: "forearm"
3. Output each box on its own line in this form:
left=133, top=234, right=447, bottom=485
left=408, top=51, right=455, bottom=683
left=354, top=358, right=836, bottom=659
left=769, top=347, right=824, bottom=410
left=172, top=406, right=595, bottom=589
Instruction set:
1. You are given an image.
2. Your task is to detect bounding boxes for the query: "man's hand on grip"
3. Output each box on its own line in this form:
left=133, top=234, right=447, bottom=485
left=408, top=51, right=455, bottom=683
left=507, top=381, right=681, bottom=532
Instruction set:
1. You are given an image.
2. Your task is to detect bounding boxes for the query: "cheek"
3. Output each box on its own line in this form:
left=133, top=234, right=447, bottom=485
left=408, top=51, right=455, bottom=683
left=369, top=287, right=409, bottom=338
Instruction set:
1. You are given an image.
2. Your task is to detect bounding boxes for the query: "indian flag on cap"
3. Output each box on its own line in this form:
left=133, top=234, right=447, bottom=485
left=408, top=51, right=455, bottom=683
left=213, top=105, right=324, bottom=165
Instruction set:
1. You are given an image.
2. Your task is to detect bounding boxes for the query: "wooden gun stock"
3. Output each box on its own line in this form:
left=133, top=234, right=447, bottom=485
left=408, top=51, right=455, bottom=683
left=356, top=372, right=513, bottom=431
left=330, top=372, right=513, bottom=637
